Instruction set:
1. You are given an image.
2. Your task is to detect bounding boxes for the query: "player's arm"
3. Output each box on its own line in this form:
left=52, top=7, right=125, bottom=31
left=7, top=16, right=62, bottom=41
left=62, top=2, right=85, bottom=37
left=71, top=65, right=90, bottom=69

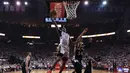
left=51, top=18, right=62, bottom=32
left=50, top=10, right=62, bottom=37
left=25, top=56, right=30, bottom=73
left=76, top=28, right=88, bottom=43
left=74, top=44, right=76, bottom=56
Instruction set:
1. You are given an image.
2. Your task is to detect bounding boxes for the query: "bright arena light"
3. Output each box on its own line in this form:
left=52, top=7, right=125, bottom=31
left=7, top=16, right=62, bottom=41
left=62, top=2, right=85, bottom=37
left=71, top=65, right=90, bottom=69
left=70, top=36, right=74, bottom=39
left=127, top=29, right=130, bottom=32
left=102, top=1, right=107, bottom=5
left=22, top=36, right=40, bottom=39
left=24, top=1, right=28, bottom=5
left=84, top=1, right=89, bottom=5
left=16, top=1, right=21, bottom=6
left=0, top=33, right=5, bottom=36
left=51, top=24, right=61, bottom=28
left=82, top=32, right=115, bottom=38
left=3, top=1, right=9, bottom=5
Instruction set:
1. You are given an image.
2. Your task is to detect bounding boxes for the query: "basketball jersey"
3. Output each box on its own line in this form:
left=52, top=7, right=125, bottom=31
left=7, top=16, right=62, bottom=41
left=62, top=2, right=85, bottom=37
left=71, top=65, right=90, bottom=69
left=75, top=41, right=84, bottom=60
left=59, top=31, right=70, bottom=57
left=22, top=57, right=30, bottom=69
left=75, top=49, right=83, bottom=60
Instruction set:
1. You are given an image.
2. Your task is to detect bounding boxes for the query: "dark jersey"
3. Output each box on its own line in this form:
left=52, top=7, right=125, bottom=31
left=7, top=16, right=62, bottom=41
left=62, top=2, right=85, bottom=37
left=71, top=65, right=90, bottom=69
left=75, top=49, right=83, bottom=60
left=22, top=58, right=30, bottom=73
left=113, top=62, right=117, bottom=69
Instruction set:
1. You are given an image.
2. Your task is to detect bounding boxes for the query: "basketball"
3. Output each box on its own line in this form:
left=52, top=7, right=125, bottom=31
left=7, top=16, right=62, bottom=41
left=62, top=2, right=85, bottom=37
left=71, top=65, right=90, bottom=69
left=50, top=9, right=57, bottom=18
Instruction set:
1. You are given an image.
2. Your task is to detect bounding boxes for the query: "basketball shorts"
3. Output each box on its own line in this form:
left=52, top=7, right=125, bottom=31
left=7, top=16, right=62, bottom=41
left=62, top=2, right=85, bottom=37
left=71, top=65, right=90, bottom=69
left=57, top=53, right=68, bottom=61
left=22, top=67, right=30, bottom=73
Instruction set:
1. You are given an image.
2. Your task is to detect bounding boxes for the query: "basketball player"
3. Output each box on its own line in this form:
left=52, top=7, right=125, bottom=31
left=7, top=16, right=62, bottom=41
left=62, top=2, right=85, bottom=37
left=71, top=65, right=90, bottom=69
left=72, top=41, right=84, bottom=73
left=84, top=53, right=97, bottom=73
left=72, top=28, right=88, bottom=73
left=47, top=25, right=70, bottom=73
left=22, top=52, right=31, bottom=73
left=113, top=59, right=117, bottom=72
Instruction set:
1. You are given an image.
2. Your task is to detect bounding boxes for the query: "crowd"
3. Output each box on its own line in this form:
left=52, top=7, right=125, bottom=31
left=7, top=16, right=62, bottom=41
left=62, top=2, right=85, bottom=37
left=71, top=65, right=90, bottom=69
left=0, top=43, right=130, bottom=72
left=94, top=44, right=130, bottom=69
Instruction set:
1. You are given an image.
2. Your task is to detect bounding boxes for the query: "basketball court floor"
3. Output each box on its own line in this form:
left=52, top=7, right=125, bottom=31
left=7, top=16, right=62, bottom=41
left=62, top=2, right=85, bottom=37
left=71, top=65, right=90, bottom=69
left=6, top=69, right=115, bottom=73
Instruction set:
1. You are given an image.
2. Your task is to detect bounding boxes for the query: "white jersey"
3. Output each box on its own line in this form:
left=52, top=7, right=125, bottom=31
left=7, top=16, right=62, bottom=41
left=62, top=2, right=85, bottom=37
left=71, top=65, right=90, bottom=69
left=59, top=31, right=70, bottom=57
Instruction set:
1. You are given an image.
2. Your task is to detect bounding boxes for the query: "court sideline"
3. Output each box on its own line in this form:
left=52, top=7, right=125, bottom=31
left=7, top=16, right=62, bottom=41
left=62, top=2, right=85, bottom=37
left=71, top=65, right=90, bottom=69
left=5, top=69, right=114, bottom=73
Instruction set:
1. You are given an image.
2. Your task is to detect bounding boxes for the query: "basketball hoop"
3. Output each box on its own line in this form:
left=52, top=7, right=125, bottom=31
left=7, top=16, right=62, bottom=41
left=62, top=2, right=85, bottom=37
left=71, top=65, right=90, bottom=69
left=63, top=1, right=80, bottom=20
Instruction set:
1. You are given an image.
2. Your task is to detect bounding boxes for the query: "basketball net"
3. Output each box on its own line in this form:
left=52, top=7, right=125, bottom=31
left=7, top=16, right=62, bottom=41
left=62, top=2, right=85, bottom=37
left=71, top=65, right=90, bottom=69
left=63, top=1, right=80, bottom=20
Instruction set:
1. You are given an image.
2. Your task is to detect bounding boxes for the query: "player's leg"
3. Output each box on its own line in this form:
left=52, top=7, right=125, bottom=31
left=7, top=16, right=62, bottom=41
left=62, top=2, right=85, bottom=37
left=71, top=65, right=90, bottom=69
left=51, top=57, right=61, bottom=70
left=72, top=60, right=82, bottom=73
left=59, top=57, right=68, bottom=73
left=84, top=61, right=92, bottom=73
left=47, top=56, right=61, bottom=73
left=78, top=59, right=82, bottom=73
left=21, top=63, right=26, bottom=73
left=22, top=67, right=26, bottom=73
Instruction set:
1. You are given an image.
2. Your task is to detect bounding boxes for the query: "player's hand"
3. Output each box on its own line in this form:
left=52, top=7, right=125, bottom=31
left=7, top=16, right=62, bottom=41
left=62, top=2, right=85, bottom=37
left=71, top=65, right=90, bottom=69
left=84, top=28, right=88, bottom=32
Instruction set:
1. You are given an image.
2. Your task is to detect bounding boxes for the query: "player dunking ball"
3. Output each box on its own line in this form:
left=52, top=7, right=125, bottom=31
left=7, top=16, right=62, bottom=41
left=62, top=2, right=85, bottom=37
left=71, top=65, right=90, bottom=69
left=21, top=52, right=31, bottom=73
left=47, top=26, right=70, bottom=73
left=47, top=10, right=70, bottom=73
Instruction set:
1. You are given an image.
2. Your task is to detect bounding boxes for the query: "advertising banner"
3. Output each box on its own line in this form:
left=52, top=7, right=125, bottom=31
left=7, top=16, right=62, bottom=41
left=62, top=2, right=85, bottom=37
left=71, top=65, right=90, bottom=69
left=50, top=2, right=65, bottom=18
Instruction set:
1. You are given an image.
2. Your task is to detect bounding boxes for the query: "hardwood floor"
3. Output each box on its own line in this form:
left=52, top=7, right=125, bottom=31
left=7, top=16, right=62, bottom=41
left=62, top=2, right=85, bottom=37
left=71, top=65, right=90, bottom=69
left=5, top=69, right=115, bottom=73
